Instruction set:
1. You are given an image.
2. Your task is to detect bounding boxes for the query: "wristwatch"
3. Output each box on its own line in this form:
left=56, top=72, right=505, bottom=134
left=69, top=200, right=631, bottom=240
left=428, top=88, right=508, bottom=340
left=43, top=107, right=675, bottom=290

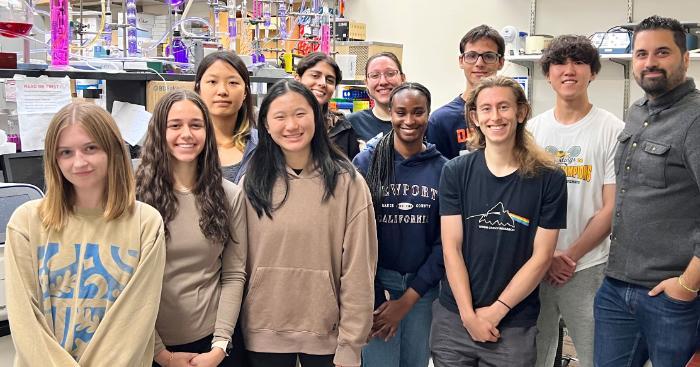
left=212, top=340, right=231, bottom=356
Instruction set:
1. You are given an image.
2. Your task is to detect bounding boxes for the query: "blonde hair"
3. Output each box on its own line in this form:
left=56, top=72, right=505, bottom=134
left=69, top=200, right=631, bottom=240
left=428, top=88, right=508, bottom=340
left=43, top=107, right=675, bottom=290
left=466, top=75, right=558, bottom=177
left=40, top=102, right=135, bottom=230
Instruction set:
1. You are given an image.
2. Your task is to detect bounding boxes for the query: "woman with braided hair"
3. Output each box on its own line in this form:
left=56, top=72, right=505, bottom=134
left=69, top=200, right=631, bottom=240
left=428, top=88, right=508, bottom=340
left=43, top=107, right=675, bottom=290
left=352, top=82, right=446, bottom=367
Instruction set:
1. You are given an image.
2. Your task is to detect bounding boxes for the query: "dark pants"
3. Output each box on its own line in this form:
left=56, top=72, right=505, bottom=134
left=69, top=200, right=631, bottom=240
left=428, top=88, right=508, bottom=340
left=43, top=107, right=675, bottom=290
left=248, top=352, right=335, bottom=367
left=430, top=301, right=537, bottom=367
left=594, top=277, right=700, bottom=367
left=231, top=323, right=250, bottom=366
left=152, top=329, right=247, bottom=367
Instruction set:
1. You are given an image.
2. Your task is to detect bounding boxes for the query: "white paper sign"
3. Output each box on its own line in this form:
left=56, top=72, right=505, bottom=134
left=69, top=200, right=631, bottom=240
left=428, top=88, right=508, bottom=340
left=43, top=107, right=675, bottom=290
left=4, top=79, right=16, bottom=102
left=14, top=75, right=72, bottom=152
left=111, top=100, right=151, bottom=146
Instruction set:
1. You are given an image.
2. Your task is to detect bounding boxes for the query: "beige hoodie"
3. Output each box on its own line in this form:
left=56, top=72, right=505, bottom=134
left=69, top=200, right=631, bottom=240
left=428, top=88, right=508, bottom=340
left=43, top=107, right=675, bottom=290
left=243, top=167, right=377, bottom=367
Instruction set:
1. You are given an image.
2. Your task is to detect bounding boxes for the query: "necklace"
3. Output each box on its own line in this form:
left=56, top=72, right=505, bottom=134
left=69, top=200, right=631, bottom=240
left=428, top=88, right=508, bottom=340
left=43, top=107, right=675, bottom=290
left=174, top=185, right=193, bottom=193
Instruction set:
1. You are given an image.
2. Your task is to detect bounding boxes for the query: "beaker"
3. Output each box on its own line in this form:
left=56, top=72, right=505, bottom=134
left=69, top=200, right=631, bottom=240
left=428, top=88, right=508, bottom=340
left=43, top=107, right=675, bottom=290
left=0, top=0, right=33, bottom=38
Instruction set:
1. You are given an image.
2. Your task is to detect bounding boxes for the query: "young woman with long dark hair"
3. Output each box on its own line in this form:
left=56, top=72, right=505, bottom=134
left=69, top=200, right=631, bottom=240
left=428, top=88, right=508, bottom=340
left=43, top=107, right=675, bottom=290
left=136, top=90, right=247, bottom=367
left=242, top=80, right=377, bottom=367
left=6, top=102, right=166, bottom=366
left=195, top=51, right=257, bottom=184
left=353, top=82, right=446, bottom=367
left=295, top=52, right=360, bottom=158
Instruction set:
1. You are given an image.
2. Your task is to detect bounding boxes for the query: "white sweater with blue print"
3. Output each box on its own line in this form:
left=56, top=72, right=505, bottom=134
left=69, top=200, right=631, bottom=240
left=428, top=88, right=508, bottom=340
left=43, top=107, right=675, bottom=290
left=5, top=200, right=165, bottom=366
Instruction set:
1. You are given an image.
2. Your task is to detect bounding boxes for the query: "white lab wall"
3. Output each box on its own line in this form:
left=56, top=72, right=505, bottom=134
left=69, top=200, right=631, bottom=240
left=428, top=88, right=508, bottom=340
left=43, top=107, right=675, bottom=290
left=345, top=0, right=530, bottom=115
left=346, top=0, right=700, bottom=120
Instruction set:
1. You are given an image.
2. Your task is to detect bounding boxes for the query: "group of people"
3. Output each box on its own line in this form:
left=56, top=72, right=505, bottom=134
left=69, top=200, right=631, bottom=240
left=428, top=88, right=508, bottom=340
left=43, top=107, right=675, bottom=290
left=3, top=13, right=699, bottom=367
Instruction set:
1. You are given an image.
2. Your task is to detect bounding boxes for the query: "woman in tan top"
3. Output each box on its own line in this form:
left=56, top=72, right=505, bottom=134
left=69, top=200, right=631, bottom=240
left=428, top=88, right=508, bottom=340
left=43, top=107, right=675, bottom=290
left=136, top=90, right=247, bottom=367
left=242, top=80, right=377, bottom=367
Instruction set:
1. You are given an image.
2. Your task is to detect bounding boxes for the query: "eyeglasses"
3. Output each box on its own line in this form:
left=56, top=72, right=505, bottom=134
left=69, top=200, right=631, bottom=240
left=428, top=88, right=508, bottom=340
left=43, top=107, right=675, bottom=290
left=367, top=69, right=401, bottom=80
left=461, top=51, right=502, bottom=64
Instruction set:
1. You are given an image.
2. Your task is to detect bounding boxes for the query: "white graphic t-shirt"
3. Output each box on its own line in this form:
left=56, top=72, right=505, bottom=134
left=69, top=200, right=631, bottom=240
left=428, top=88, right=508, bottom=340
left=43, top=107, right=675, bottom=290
left=528, top=106, right=624, bottom=271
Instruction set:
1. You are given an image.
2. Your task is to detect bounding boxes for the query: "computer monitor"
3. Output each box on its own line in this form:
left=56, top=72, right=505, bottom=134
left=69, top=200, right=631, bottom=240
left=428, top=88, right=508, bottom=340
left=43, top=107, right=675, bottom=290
left=0, top=183, right=43, bottom=246
left=1, top=150, right=45, bottom=191
left=0, top=183, right=43, bottom=325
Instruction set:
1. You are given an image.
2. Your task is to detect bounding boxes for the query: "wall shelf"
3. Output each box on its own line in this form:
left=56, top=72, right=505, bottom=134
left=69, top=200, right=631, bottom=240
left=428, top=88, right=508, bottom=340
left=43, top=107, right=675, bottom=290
left=0, top=68, right=364, bottom=111
left=505, top=53, right=700, bottom=119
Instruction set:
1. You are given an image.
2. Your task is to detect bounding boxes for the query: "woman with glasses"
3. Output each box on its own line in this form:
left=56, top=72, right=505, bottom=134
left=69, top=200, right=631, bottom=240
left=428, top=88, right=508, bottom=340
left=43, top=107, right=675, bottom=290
left=346, top=52, right=406, bottom=145
left=426, top=25, right=505, bottom=159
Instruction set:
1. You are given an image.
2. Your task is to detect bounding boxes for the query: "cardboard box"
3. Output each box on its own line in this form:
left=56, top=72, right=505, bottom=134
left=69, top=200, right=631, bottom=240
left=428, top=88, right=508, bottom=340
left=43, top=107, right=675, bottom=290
left=334, top=41, right=403, bottom=80
left=146, top=81, right=195, bottom=112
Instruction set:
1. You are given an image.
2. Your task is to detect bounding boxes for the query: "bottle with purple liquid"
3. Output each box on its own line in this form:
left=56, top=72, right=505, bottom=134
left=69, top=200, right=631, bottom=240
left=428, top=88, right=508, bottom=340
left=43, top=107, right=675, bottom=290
left=6, top=114, right=21, bottom=152
left=168, top=30, right=188, bottom=63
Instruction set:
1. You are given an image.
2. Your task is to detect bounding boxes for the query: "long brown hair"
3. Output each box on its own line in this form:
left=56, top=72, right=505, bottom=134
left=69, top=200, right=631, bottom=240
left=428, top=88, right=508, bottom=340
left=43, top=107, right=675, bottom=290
left=136, top=90, right=231, bottom=245
left=466, top=75, right=558, bottom=177
left=40, top=102, right=135, bottom=230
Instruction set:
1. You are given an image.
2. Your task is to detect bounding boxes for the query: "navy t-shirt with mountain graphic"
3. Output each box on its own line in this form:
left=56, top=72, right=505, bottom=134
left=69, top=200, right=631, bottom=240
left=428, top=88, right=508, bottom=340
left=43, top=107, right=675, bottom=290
left=438, top=149, right=567, bottom=328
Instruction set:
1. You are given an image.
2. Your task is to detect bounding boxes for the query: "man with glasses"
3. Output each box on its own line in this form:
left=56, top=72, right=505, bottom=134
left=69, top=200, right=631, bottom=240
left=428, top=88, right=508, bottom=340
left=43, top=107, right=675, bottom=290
left=426, top=25, right=504, bottom=159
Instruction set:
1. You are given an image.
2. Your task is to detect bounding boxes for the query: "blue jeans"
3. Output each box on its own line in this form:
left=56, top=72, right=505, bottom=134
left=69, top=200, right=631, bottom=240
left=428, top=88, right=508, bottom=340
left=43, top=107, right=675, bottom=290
left=361, top=268, right=438, bottom=367
left=594, top=277, right=700, bottom=367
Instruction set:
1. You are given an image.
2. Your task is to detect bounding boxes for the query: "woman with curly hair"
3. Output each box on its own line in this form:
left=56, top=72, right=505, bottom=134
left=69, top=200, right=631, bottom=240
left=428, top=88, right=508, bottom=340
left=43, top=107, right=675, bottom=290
left=136, top=90, right=247, bottom=367
left=5, top=102, right=165, bottom=366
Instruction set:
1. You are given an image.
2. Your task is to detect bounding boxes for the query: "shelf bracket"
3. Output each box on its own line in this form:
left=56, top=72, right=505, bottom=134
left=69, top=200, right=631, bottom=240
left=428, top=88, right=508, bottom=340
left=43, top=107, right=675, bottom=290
left=610, top=58, right=631, bottom=121
left=627, top=0, right=634, bottom=23
left=529, top=0, right=537, bottom=35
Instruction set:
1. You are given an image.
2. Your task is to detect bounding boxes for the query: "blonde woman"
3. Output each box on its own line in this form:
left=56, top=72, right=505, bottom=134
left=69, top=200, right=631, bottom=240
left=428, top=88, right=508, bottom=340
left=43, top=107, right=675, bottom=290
left=5, top=102, right=166, bottom=366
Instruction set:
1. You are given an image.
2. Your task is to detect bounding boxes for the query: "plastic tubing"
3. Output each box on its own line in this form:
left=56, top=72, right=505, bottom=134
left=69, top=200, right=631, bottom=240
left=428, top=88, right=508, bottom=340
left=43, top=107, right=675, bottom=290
left=141, top=17, right=212, bottom=53
left=5, top=28, right=195, bottom=72
left=20, top=0, right=49, bottom=34
left=70, top=0, right=106, bottom=50
left=178, top=16, right=211, bottom=38
left=70, top=52, right=123, bottom=71
left=7, top=32, right=51, bottom=47
left=22, top=0, right=49, bottom=17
